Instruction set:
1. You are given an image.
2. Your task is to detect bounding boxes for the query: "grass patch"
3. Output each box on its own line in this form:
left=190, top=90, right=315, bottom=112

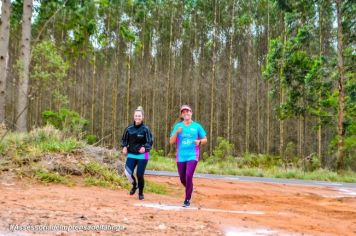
left=0, top=126, right=81, bottom=157
left=147, top=154, right=176, bottom=171
left=83, top=161, right=169, bottom=194
left=84, top=176, right=111, bottom=187
left=35, top=170, right=70, bottom=184
left=148, top=155, right=356, bottom=183
left=83, top=161, right=129, bottom=189
left=145, top=180, right=168, bottom=194
left=35, top=138, right=80, bottom=153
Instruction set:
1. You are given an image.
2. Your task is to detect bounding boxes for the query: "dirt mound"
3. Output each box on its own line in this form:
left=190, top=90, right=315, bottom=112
left=1, top=145, right=125, bottom=177
left=40, top=146, right=125, bottom=176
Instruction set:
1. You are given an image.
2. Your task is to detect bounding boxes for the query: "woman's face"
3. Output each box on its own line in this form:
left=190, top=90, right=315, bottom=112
left=134, top=111, right=143, bottom=124
left=181, top=109, right=192, bottom=121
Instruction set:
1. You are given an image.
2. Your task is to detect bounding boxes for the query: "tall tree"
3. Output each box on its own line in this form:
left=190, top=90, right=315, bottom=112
left=0, top=0, right=11, bottom=123
left=335, top=0, right=345, bottom=170
left=16, top=0, right=33, bottom=132
left=209, top=0, right=217, bottom=154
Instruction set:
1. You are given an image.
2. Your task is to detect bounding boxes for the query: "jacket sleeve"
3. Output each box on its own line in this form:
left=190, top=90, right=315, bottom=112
left=121, top=127, right=129, bottom=147
left=143, top=127, right=153, bottom=151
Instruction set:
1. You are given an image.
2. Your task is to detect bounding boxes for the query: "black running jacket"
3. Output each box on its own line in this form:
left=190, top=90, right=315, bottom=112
left=121, top=122, right=153, bottom=154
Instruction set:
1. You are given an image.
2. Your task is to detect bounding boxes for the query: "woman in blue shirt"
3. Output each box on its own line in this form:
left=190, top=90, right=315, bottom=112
left=121, top=106, right=153, bottom=200
left=169, top=105, right=207, bottom=207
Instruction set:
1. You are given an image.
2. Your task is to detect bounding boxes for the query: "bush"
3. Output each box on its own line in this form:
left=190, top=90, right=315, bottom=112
left=284, top=142, right=298, bottom=167
left=204, top=137, right=235, bottom=163
left=85, top=134, right=98, bottom=145
left=42, top=108, right=88, bottom=138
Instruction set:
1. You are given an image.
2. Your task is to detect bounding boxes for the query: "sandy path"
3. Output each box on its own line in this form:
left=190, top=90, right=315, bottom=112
left=0, top=175, right=355, bottom=235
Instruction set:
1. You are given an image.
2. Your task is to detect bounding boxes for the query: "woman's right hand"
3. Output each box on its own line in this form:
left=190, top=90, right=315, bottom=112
left=122, top=147, right=128, bottom=155
left=176, top=127, right=183, bottom=134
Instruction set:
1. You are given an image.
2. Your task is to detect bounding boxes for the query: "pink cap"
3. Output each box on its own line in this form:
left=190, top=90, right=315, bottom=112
left=180, top=105, right=192, bottom=113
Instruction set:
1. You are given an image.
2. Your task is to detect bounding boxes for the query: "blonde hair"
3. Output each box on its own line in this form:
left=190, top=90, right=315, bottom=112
left=135, top=106, right=144, bottom=116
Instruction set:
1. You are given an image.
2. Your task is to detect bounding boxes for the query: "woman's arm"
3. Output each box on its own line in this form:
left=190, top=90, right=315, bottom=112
left=121, top=127, right=129, bottom=147
left=169, top=126, right=182, bottom=144
left=194, top=136, right=207, bottom=145
left=143, top=127, right=153, bottom=151
left=121, top=127, right=129, bottom=155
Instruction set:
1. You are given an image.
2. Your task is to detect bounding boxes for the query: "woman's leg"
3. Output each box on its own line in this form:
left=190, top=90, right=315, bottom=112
left=177, top=162, right=187, bottom=187
left=136, top=159, right=148, bottom=198
left=125, top=158, right=138, bottom=194
left=184, top=160, right=198, bottom=201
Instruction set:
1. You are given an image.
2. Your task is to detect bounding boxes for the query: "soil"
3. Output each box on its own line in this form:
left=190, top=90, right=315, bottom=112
left=0, top=173, right=355, bottom=236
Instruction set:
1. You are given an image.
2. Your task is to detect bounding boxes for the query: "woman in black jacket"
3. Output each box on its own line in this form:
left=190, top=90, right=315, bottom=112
left=121, top=106, right=153, bottom=200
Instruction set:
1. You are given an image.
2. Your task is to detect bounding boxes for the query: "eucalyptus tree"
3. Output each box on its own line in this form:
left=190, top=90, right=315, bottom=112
left=335, top=0, right=355, bottom=170
left=0, top=0, right=11, bottom=123
left=16, top=0, right=33, bottom=132
left=341, top=0, right=356, bottom=166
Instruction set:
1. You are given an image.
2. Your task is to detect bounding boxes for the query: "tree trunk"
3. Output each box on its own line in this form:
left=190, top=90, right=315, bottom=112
left=336, top=0, right=345, bottom=171
left=164, top=10, right=174, bottom=155
left=0, top=0, right=11, bottom=123
left=318, top=1, right=323, bottom=164
left=16, top=0, right=33, bottom=132
left=125, top=44, right=132, bottom=125
left=266, top=0, right=271, bottom=154
left=245, top=38, right=252, bottom=154
left=227, top=1, right=235, bottom=143
left=279, top=21, right=286, bottom=157
left=209, top=0, right=217, bottom=154
left=91, top=54, right=96, bottom=134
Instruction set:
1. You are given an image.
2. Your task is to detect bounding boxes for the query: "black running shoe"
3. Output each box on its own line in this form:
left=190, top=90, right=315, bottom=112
left=182, top=200, right=190, bottom=207
left=129, top=186, right=137, bottom=195
left=138, top=194, right=144, bottom=200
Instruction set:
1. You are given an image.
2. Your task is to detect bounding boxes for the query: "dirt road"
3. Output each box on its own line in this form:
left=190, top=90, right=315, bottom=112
left=0, top=174, right=355, bottom=235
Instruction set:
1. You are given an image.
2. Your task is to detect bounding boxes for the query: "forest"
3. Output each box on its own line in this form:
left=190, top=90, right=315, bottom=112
left=0, top=0, right=355, bottom=171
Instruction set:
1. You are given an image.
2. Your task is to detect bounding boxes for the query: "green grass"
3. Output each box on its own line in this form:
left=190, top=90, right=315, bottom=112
left=84, top=176, right=111, bottom=187
left=35, top=138, right=80, bottom=153
left=35, top=170, right=70, bottom=184
left=0, top=126, right=82, bottom=157
left=147, top=154, right=177, bottom=171
left=148, top=155, right=356, bottom=183
left=145, top=180, right=168, bottom=194
left=83, top=161, right=129, bottom=189
left=83, top=161, right=169, bottom=194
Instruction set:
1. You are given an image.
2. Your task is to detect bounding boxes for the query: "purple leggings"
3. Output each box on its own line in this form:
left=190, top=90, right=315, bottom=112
left=177, top=160, right=198, bottom=201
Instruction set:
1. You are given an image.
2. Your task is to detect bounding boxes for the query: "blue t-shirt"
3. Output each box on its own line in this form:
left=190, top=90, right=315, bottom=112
left=170, top=121, right=207, bottom=162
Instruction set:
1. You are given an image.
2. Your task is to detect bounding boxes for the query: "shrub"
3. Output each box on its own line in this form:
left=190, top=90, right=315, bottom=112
left=85, top=134, right=98, bottom=145
left=42, top=108, right=88, bottom=138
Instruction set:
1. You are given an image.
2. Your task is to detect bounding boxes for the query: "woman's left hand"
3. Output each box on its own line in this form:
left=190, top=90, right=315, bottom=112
left=139, top=147, right=146, bottom=153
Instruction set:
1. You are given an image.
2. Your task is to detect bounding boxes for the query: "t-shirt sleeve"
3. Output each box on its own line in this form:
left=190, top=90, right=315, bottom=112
left=170, top=123, right=180, bottom=137
left=198, top=124, right=207, bottom=138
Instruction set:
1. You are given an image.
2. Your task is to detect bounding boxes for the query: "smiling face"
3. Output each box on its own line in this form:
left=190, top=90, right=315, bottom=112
left=134, top=111, right=144, bottom=125
left=181, top=109, right=192, bottom=121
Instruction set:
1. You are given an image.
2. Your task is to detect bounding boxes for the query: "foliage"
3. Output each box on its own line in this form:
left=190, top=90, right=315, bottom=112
left=5, top=0, right=355, bottom=171
left=35, top=169, right=70, bottom=184
left=147, top=150, right=176, bottom=171
left=84, top=134, right=98, bottom=145
left=42, top=109, right=88, bottom=138
left=148, top=155, right=356, bottom=183
left=0, top=126, right=81, bottom=157
left=204, top=137, right=235, bottom=163
left=83, top=161, right=129, bottom=189
left=31, top=40, right=68, bottom=85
